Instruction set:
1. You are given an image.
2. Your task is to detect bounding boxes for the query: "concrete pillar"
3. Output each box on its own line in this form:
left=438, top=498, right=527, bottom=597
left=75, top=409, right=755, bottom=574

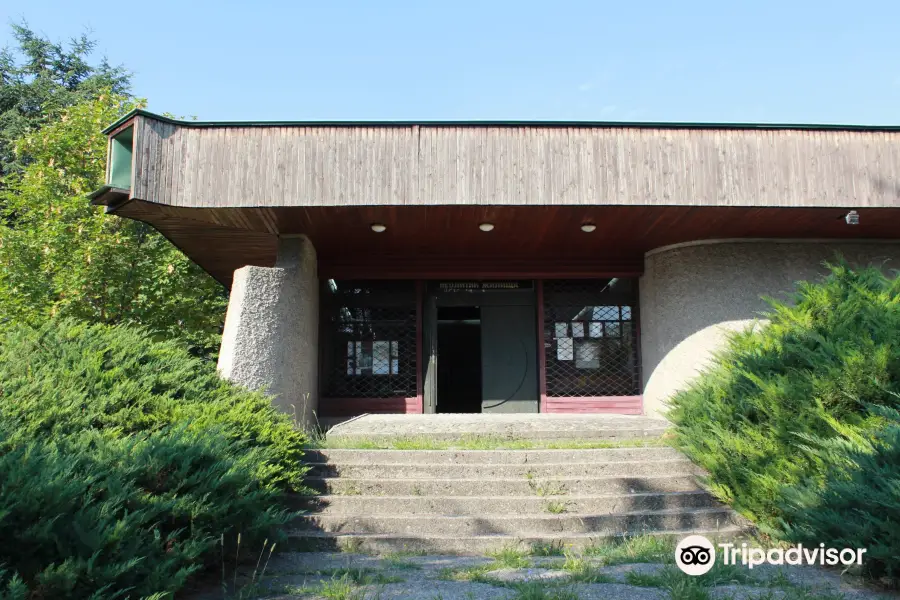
left=639, top=240, right=900, bottom=420
left=217, top=235, right=319, bottom=427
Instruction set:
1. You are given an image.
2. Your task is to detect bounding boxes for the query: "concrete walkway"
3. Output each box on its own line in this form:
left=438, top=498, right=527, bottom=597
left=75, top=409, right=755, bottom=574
left=327, top=413, right=670, bottom=441
left=215, top=552, right=896, bottom=600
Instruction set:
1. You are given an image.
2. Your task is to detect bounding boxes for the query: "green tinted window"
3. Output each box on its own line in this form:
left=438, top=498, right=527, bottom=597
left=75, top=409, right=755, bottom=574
left=109, top=126, right=134, bottom=189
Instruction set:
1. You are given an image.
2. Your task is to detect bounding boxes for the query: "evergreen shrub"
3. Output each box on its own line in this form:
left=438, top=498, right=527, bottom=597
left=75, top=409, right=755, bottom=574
left=0, top=319, right=308, bottom=598
left=668, top=261, right=900, bottom=581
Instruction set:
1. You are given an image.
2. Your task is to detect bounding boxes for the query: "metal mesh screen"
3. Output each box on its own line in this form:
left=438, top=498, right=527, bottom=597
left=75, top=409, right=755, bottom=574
left=321, top=280, right=417, bottom=398
left=542, top=279, right=640, bottom=397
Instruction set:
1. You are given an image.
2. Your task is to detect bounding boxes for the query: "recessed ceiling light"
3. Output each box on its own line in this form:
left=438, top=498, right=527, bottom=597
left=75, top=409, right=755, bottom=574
left=581, top=223, right=597, bottom=233
left=371, top=223, right=386, bottom=233
left=479, top=223, right=494, bottom=232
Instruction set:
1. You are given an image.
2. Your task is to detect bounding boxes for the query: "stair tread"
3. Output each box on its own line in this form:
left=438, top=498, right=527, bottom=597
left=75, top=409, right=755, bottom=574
left=303, top=507, right=732, bottom=519
left=292, top=526, right=747, bottom=539
left=306, top=474, right=701, bottom=482
left=307, top=491, right=712, bottom=500
left=309, top=459, right=692, bottom=466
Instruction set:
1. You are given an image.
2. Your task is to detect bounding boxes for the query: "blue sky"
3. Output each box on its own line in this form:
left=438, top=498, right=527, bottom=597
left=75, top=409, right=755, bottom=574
left=4, top=0, right=900, bottom=124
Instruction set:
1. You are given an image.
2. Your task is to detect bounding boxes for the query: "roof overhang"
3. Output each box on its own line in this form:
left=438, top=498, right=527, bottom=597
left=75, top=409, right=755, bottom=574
left=89, top=110, right=900, bottom=286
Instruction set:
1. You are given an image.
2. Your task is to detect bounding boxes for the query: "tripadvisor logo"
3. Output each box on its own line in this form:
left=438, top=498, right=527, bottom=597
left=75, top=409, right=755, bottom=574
left=675, top=535, right=868, bottom=576
left=676, top=535, right=716, bottom=576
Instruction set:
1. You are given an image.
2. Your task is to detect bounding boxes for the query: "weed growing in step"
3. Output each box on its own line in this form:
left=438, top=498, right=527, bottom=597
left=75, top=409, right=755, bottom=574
left=336, top=483, right=363, bottom=496
left=526, top=476, right=569, bottom=497
left=488, top=546, right=531, bottom=568
left=530, top=541, right=566, bottom=556
left=337, top=537, right=365, bottom=553
left=543, top=500, right=570, bottom=514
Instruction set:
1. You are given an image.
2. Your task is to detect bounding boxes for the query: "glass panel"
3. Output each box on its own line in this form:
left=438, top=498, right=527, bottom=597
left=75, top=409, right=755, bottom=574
left=390, top=341, right=399, bottom=375
left=322, top=280, right=418, bottom=398
left=373, top=341, right=390, bottom=375
left=575, top=339, right=600, bottom=369
left=542, top=280, right=640, bottom=397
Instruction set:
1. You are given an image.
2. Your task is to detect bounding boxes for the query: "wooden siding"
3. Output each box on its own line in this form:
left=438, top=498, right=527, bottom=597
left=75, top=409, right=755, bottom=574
left=127, top=114, right=900, bottom=210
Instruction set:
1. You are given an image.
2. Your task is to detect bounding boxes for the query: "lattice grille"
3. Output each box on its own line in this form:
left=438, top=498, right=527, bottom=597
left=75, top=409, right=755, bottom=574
left=321, top=281, right=417, bottom=398
left=543, top=279, right=640, bottom=397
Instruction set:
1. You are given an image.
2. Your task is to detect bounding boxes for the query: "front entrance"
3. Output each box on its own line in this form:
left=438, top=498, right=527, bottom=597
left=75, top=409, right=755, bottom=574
left=424, top=282, right=539, bottom=414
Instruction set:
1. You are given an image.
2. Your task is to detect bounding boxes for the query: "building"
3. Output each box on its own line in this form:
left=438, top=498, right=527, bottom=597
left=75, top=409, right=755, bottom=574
left=90, top=110, right=900, bottom=425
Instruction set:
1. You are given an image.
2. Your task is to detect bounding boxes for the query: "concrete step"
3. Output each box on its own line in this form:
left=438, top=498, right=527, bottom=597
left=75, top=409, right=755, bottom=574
left=325, top=414, right=671, bottom=442
left=306, top=474, right=706, bottom=496
left=308, top=459, right=700, bottom=480
left=329, top=429, right=668, bottom=442
left=289, top=526, right=749, bottom=555
left=304, top=491, right=720, bottom=516
left=305, top=447, right=683, bottom=464
left=293, top=507, right=738, bottom=536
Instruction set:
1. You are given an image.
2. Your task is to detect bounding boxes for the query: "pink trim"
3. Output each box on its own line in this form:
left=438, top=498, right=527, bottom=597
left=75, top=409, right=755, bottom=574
left=536, top=280, right=548, bottom=413
left=415, top=280, right=424, bottom=413
left=319, top=397, right=423, bottom=417
left=543, top=396, right=643, bottom=415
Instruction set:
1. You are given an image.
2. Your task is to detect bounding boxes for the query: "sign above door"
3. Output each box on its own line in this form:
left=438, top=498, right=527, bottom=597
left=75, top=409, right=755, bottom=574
left=437, top=280, right=534, bottom=292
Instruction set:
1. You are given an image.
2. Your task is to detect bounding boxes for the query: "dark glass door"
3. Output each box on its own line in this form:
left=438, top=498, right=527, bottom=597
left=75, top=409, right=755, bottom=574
left=480, top=304, right=539, bottom=413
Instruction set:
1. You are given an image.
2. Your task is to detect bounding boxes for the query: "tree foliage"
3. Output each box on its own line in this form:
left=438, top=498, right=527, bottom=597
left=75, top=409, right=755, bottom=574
left=0, top=23, right=130, bottom=179
left=0, top=91, right=227, bottom=356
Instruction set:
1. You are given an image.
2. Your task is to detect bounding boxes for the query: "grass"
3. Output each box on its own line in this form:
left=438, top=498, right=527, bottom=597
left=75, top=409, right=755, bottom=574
left=509, top=582, right=581, bottom=600
left=380, top=554, right=423, bottom=570
left=488, top=546, right=531, bottom=568
left=300, top=567, right=404, bottom=585
left=558, top=553, right=614, bottom=584
left=530, top=541, right=566, bottom=556
left=436, top=564, right=495, bottom=583
left=308, top=435, right=669, bottom=451
left=582, top=534, right=675, bottom=565
left=317, top=575, right=363, bottom=600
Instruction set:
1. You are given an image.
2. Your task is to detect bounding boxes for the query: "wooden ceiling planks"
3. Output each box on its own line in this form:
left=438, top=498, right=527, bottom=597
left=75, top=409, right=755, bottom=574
left=109, top=201, right=900, bottom=288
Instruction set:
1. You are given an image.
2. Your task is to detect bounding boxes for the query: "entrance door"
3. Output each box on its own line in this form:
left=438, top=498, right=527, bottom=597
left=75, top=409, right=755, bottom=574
left=436, top=306, right=482, bottom=413
left=423, top=282, right=540, bottom=414
left=480, top=304, right=539, bottom=413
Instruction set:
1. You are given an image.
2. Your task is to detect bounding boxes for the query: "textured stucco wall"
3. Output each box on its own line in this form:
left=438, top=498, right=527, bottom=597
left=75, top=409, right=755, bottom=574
left=217, top=236, right=319, bottom=426
left=639, top=240, right=900, bottom=419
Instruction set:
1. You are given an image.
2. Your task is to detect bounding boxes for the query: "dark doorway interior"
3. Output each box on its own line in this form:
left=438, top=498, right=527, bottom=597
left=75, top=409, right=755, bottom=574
left=437, top=306, right=482, bottom=413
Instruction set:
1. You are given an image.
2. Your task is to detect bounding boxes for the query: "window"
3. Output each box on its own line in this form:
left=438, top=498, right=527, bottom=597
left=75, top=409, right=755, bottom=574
left=543, top=279, right=640, bottom=397
left=321, top=281, right=417, bottom=398
left=108, top=126, right=134, bottom=189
